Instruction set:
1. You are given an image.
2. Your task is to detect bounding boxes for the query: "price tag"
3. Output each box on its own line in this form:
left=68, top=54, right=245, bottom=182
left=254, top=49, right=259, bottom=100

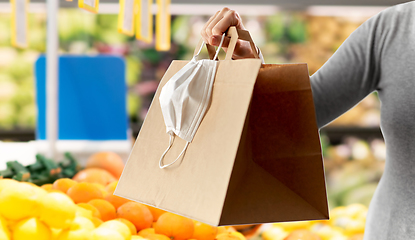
left=11, top=0, right=28, bottom=48
left=155, top=0, right=170, bottom=51
left=135, top=0, right=153, bottom=43
left=79, top=0, right=99, bottom=13
left=118, top=0, right=136, bottom=36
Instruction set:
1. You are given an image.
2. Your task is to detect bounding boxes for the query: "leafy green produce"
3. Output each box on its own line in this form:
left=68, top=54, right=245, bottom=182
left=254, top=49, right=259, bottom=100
left=287, top=15, right=306, bottom=43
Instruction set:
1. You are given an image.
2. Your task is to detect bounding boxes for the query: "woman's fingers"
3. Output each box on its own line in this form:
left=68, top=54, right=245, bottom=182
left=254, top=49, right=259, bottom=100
left=204, top=7, right=231, bottom=45
left=201, top=11, right=220, bottom=44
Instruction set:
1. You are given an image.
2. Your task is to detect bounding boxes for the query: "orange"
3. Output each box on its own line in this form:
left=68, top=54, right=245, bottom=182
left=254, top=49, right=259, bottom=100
left=72, top=168, right=116, bottom=185
left=115, top=218, right=137, bottom=235
left=155, top=212, right=194, bottom=240
left=92, top=183, right=108, bottom=197
left=146, top=206, right=166, bottom=222
left=77, top=203, right=101, bottom=218
left=216, top=233, right=242, bottom=240
left=86, top=152, right=125, bottom=178
left=146, top=233, right=171, bottom=240
left=217, top=227, right=237, bottom=235
left=284, top=229, right=321, bottom=240
left=104, top=182, right=130, bottom=209
left=192, top=221, right=217, bottom=240
left=41, top=184, right=53, bottom=191
left=138, top=228, right=155, bottom=238
left=88, top=199, right=117, bottom=221
left=67, top=182, right=104, bottom=204
left=91, top=217, right=103, bottom=228
left=117, top=202, right=153, bottom=231
left=52, top=178, right=77, bottom=193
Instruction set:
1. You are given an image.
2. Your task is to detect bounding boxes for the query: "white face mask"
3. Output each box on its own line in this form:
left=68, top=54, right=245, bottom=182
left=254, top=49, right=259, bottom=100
left=158, top=34, right=225, bottom=169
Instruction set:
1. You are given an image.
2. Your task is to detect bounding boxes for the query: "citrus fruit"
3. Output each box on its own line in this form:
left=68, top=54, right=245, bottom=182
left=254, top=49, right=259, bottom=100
left=146, top=206, right=166, bottom=222
left=155, top=212, right=194, bottom=240
left=53, top=178, right=77, bottom=193
left=67, top=182, right=104, bottom=204
left=0, top=183, right=43, bottom=220
left=217, top=226, right=237, bottom=234
left=57, top=228, right=92, bottom=240
left=51, top=228, right=62, bottom=240
left=13, top=217, right=51, bottom=240
left=73, top=168, right=116, bottom=185
left=115, top=218, right=137, bottom=235
left=0, top=225, right=10, bottom=240
left=99, top=220, right=131, bottom=240
left=91, top=227, right=124, bottom=240
left=77, top=203, right=101, bottom=218
left=0, top=179, right=19, bottom=193
left=192, top=221, right=217, bottom=240
left=92, top=183, right=108, bottom=197
left=138, top=228, right=155, bottom=238
left=39, top=192, right=76, bottom=229
left=70, top=216, right=95, bottom=231
left=75, top=206, right=93, bottom=220
left=284, top=229, right=321, bottom=240
left=88, top=199, right=117, bottom=221
left=131, top=236, right=146, bottom=240
left=117, top=202, right=153, bottom=231
left=86, top=152, right=125, bottom=178
left=216, top=233, right=242, bottom=240
left=104, top=182, right=130, bottom=209
left=41, top=183, right=54, bottom=191
left=146, top=233, right=173, bottom=240
left=91, top=217, right=103, bottom=228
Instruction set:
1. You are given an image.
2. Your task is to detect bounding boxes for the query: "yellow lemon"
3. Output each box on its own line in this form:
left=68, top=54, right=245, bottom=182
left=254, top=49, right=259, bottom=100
left=115, top=218, right=137, bottom=235
left=91, top=217, right=103, bottom=228
left=131, top=236, right=146, bottom=240
left=13, top=217, right=51, bottom=240
left=345, top=204, right=368, bottom=219
left=51, top=228, right=63, bottom=240
left=99, top=220, right=131, bottom=240
left=91, top=227, right=124, bottom=240
left=39, top=192, right=76, bottom=229
left=57, top=228, right=93, bottom=240
left=0, top=227, right=11, bottom=240
left=272, top=220, right=311, bottom=231
left=262, top=226, right=289, bottom=240
left=344, top=219, right=366, bottom=236
left=0, top=183, right=43, bottom=220
left=309, top=223, right=344, bottom=240
left=0, top=216, right=11, bottom=240
left=75, top=206, right=93, bottom=220
left=70, top=216, right=95, bottom=231
left=0, top=179, right=19, bottom=193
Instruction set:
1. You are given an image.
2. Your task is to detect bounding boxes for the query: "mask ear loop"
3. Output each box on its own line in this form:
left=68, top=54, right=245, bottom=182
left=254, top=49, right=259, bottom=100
left=159, top=133, right=190, bottom=169
left=213, top=33, right=226, bottom=60
left=159, top=34, right=225, bottom=169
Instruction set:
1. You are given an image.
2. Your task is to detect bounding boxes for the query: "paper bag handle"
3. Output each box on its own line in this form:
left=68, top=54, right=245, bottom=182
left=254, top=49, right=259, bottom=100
left=194, top=27, right=259, bottom=60
left=225, top=26, right=259, bottom=60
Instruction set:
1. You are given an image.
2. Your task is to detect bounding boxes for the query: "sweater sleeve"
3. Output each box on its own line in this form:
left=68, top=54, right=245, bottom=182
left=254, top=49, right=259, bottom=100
left=310, top=12, right=385, bottom=129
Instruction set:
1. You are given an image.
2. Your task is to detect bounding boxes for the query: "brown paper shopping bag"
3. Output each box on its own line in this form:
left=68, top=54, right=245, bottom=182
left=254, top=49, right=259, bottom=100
left=115, top=27, right=329, bottom=226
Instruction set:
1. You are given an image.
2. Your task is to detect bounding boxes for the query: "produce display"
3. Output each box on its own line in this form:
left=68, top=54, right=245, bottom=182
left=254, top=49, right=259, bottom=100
left=262, top=204, right=367, bottom=240
left=0, top=151, right=250, bottom=240
left=0, top=153, right=81, bottom=185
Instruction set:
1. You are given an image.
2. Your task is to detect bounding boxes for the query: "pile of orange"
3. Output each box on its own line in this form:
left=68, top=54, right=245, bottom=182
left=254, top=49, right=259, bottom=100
left=0, top=151, right=248, bottom=240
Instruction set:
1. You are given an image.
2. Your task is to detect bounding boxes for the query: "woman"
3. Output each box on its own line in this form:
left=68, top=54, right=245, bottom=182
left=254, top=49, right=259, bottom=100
left=201, top=2, right=415, bottom=240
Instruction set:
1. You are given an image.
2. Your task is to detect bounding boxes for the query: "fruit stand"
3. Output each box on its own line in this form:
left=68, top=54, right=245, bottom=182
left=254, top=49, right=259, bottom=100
left=0, top=0, right=397, bottom=239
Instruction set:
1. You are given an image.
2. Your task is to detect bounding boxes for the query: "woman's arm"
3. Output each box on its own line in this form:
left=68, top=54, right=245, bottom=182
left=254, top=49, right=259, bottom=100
left=310, top=13, right=384, bottom=128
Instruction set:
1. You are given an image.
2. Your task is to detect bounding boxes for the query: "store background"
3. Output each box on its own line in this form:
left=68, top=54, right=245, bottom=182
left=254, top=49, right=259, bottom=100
left=0, top=0, right=410, bottom=239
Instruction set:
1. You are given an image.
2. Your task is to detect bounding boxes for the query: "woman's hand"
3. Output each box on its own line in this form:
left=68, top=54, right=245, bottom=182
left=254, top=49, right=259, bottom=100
left=200, top=7, right=257, bottom=59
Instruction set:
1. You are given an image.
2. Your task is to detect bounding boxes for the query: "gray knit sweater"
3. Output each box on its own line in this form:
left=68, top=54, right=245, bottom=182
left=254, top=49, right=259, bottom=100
left=310, top=2, right=415, bottom=239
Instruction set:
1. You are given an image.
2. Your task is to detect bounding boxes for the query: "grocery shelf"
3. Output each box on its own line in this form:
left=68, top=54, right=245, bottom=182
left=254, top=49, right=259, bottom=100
left=321, top=126, right=383, bottom=145
left=0, top=129, right=36, bottom=142
left=1, top=125, right=384, bottom=144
